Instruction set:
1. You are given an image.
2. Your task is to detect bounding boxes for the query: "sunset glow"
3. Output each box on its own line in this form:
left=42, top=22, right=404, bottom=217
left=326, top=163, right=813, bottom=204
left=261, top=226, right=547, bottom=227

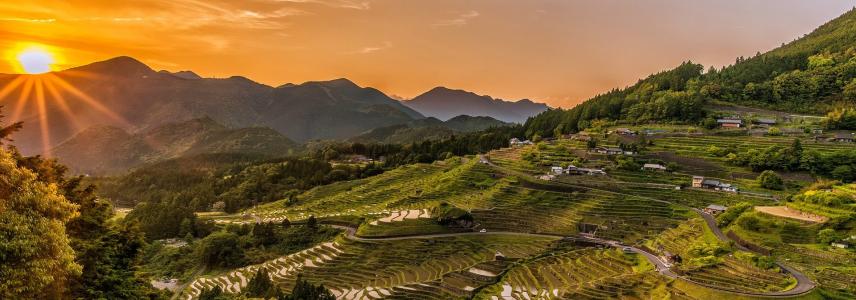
left=1, top=1, right=853, bottom=107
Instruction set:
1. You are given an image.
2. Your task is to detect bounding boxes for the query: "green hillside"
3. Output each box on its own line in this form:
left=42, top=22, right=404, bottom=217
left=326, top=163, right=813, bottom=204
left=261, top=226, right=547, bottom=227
left=52, top=117, right=297, bottom=175
left=525, top=8, right=856, bottom=138
left=349, top=115, right=511, bottom=144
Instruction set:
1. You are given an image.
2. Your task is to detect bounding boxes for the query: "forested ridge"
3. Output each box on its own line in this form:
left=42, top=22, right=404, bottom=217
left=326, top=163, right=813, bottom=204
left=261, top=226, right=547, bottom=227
left=525, top=8, right=856, bottom=138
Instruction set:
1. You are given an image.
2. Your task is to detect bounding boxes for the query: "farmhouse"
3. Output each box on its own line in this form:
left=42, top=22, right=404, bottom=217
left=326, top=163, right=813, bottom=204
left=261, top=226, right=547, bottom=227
left=717, top=118, right=743, bottom=128
left=509, top=138, right=534, bottom=146
left=661, top=251, right=682, bottom=264
left=703, top=204, right=728, bottom=215
left=831, top=242, right=849, bottom=249
left=641, top=163, right=667, bottom=172
left=830, top=132, right=854, bottom=143
left=550, top=166, right=564, bottom=175
left=567, top=165, right=607, bottom=176
left=755, top=118, right=777, bottom=125
left=613, top=128, right=637, bottom=136
left=692, top=176, right=738, bottom=193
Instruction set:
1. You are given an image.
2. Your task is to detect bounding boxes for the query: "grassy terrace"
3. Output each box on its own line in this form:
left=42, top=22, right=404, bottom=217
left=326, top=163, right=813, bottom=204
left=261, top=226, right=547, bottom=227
left=725, top=208, right=856, bottom=298
left=474, top=247, right=690, bottom=299
left=649, top=218, right=797, bottom=294
left=649, top=135, right=853, bottom=155
left=181, top=235, right=556, bottom=299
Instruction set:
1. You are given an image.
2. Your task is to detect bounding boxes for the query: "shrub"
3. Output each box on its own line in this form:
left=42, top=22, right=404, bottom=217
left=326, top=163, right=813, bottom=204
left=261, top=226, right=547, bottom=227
left=757, top=170, right=784, bottom=190
left=716, top=202, right=752, bottom=227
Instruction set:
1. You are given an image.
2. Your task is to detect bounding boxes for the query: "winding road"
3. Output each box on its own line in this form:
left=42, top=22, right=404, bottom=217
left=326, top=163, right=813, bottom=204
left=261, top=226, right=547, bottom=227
left=694, top=209, right=816, bottom=296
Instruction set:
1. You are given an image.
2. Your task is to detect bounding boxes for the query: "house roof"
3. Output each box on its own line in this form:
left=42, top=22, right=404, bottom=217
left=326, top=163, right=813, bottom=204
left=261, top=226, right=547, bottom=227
left=835, top=132, right=853, bottom=139
left=717, top=119, right=743, bottom=124
left=706, top=204, right=727, bottom=211
left=756, top=118, right=777, bottom=124
left=643, top=163, right=666, bottom=169
left=702, top=179, right=721, bottom=186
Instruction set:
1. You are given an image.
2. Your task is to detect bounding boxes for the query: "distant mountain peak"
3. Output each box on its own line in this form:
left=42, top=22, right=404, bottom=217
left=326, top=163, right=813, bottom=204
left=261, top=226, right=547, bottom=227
left=317, top=78, right=360, bottom=89
left=404, top=87, right=549, bottom=123
left=69, top=55, right=154, bottom=76
left=173, top=70, right=202, bottom=80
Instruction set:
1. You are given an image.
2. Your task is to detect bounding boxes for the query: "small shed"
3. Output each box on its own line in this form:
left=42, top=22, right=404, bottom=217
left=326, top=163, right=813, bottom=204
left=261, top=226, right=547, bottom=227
left=704, top=204, right=728, bottom=215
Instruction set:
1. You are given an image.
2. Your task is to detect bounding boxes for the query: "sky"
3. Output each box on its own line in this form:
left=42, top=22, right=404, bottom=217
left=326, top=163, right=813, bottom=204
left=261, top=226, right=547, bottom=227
left=1, top=1, right=854, bottom=108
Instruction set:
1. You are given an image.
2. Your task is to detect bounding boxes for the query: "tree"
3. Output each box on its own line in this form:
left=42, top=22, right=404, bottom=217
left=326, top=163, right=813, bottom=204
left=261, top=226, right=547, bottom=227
left=586, top=139, right=598, bottom=150
left=306, top=215, right=318, bottom=230
left=279, top=275, right=335, bottom=300
left=281, top=218, right=291, bottom=228
left=831, top=165, right=855, bottom=182
left=817, top=228, right=838, bottom=244
left=757, top=170, right=784, bottom=190
left=0, top=149, right=81, bottom=298
left=0, top=106, right=22, bottom=143
left=197, top=231, right=245, bottom=268
left=199, top=286, right=227, bottom=300
left=246, top=269, right=276, bottom=298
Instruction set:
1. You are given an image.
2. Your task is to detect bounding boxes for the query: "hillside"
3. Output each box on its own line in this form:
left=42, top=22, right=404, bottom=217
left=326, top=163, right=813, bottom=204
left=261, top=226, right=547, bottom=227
left=0, top=57, right=423, bottom=155
left=525, top=8, right=856, bottom=138
left=348, top=115, right=511, bottom=144
left=403, top=87, right=549, bottom=123
left=52, top=118, right=296, bottom=175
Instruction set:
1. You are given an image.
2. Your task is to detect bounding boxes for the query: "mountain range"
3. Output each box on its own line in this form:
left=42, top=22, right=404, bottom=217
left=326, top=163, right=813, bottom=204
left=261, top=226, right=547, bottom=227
left=402, top=87, right=549, bottom=123
left=0, top=57, right=547, bottom=158
left=0, top=56, right=422, bottom=155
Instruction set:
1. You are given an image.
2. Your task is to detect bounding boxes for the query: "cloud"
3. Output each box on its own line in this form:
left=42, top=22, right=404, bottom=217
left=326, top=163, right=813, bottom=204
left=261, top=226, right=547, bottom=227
left=275, top=0, right=371, bottom=10
left=347, top=41, right=392, bottom=54
left=433, top=10, right=479, bottom=27
left=0, top=17, right=55, bottom=23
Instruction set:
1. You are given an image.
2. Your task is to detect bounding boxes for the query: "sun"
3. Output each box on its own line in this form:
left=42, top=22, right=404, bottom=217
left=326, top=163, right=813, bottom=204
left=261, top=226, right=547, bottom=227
left=16, top=46, right=55, bottom=74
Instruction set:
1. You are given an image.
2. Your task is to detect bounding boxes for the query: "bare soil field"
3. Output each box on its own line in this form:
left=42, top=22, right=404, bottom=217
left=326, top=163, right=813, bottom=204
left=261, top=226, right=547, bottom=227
left=755, top=206, right=828, bottom=223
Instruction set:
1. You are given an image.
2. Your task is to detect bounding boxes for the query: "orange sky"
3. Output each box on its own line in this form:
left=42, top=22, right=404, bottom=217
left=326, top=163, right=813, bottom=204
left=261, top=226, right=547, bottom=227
left=1, top=1, right=854, bottom=108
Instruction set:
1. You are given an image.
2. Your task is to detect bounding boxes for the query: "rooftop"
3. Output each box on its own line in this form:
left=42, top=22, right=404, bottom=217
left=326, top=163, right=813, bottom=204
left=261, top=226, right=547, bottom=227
left=706, top=204, right=728, bottom=211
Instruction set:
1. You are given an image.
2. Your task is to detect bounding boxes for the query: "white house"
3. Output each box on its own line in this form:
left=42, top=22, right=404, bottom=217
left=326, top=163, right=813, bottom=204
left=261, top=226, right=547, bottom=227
left=641, top=163, right=668, bottom=171
left=551, top=166, right=564, bottom=175
left=510, top=138, right=534, bottom=147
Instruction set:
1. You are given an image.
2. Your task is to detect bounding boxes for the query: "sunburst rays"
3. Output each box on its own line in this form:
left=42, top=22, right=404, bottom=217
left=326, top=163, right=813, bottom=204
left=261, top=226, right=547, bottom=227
left=0, top=71, right=129, bottom=156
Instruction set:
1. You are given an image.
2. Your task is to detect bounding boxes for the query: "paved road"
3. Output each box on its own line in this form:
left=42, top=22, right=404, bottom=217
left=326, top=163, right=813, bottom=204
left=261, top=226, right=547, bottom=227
left=328, top=224, right=680, bottom=279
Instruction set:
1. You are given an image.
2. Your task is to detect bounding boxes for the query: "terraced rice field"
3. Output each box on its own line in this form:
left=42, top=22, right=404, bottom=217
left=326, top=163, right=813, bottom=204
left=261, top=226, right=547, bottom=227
left=650, top=218, right=796, bottom=294
left=220, top=158, right=507, bottom=224
left=683, top=259, right=794, bottom=293
left=650, top=136, right=853, bottom=156
left=474, top=248, right=687, bottom=299
left=181, top=235, right=557, bottom=299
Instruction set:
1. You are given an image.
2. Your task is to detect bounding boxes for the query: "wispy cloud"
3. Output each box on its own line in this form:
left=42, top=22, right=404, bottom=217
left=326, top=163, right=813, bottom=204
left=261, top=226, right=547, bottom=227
left=433, top=10, right=479, bottom=27
left=275, top=0, right=371, bottom=10
left=347, top=41, right=392, bottom=54
left=0, top=17, right=55, bottom=23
